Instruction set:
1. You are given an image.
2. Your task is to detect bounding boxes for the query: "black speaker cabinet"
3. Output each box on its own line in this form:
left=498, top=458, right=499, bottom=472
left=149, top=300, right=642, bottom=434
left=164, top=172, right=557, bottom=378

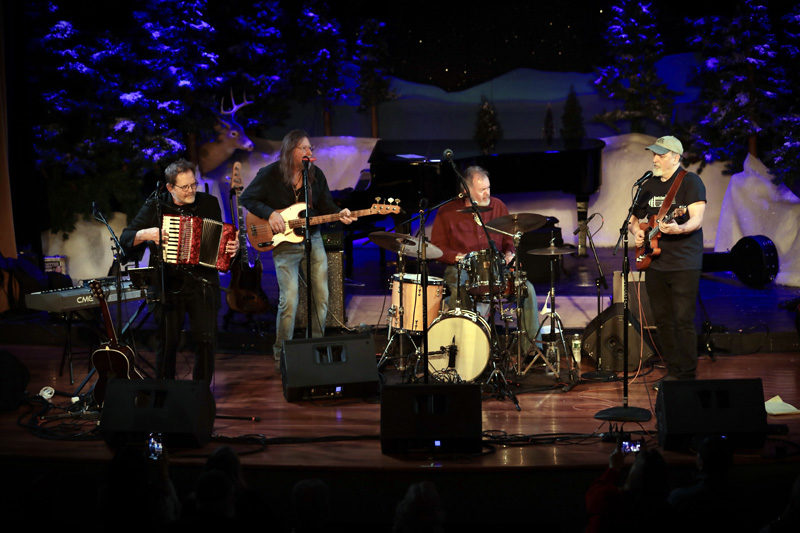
left=581, top=303, right=654, bottom=372
left=99, top=379, right=216, bottom=448
left=280, top=333, right=378, bottom=401
left=656, top=378, right=767, bottom=451
left=612, top=270, right=655, bottom=328
left=296, top=250, right=345, bottom=329
left=380, top=383, right=482, bottom=454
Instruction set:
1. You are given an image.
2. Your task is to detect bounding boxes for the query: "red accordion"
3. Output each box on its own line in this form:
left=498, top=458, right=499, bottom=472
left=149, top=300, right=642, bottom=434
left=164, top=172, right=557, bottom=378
left=161, top=215, right=236, bottom=272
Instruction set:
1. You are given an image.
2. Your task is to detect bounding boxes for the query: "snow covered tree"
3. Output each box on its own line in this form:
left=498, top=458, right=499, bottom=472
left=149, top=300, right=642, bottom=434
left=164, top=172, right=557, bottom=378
left=474, top=96, right=502, bottom=154
left=685, top=0, right=788, bottom=174
left=353, top=18, right=396, bottom=137
left=592, top=1, right=676, bottom=133
left=561, top=85, right=586, bottom=146
left=766, top=4, right=800, bottom=194
left=289, top=2, right=348, bottom=135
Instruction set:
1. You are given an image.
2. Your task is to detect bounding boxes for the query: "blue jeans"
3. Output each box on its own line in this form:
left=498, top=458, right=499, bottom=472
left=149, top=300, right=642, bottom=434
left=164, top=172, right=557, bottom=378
left=443, top=264, right=540, bottom=352
left=272, top=232, right=328, bottom=356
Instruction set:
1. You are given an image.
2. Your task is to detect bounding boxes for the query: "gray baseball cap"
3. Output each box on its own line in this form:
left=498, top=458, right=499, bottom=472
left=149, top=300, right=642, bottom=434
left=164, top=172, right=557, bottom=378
left=646, top=136, right=684, bottom=155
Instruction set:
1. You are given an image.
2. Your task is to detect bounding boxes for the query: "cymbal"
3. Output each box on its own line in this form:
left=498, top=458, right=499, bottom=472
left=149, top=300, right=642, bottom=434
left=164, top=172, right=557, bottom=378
left=457, top=205, right=492, bottom=213
left=486, top=213, right=547, bottom=234
left=526, top=244, right=577, bottom=256
left=368, top=231, right=443, bottom=260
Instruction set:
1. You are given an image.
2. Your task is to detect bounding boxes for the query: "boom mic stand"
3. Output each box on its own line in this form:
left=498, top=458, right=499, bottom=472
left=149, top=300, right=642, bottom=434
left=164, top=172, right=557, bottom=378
left=594, top=184, right=651, bottom=423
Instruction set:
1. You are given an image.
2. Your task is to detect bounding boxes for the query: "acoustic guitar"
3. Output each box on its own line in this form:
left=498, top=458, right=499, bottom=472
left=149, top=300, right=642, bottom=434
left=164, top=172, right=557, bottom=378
left=226, top=162, right=269, bottom=314
left=634, top=205, right=688, bottom=270
left=88, top=280, right=142, bottom=405
left=245, top=201, right=400, bottom=252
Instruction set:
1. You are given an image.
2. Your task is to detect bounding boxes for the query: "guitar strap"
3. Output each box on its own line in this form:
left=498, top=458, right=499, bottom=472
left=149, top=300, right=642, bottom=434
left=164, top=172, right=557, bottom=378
left=655, top=169, right=687, bottom=220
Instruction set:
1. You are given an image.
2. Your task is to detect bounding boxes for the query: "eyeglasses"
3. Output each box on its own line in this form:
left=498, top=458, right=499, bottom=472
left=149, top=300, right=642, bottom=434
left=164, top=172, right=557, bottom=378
left=173, top=182, right=198, bottom=192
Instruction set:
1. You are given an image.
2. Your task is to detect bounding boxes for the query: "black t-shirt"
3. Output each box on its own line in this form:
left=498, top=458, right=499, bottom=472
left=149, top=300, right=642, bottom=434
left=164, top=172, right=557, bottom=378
left=633, top=167, right=706, bottom=271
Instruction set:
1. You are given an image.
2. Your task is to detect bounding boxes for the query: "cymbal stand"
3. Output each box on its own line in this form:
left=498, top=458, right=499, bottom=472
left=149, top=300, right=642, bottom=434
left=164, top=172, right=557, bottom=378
left=523, top=255, right=569, bottom=381
left=378, top=252, right=418, bottom=373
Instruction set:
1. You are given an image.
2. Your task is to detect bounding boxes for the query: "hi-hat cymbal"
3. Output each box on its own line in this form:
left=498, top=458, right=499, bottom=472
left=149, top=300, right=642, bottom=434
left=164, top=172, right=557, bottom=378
left=526, top=243, right=577, bottom=256
left=368, top=231, right=443, bottom=260
left=457, top=205, right=492, bottom=213
left=486, top=213, right=547, bottom=234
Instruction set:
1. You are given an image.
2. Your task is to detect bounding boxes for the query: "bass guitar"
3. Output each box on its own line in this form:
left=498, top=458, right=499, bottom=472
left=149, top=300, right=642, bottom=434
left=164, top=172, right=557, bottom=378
left=226, top=162, right=269, bottom=314
left=245, top=201, right=400, bottom=252
left=634, top=205, right=687, bottom=270
left=88, top=280, right=142, bottom=405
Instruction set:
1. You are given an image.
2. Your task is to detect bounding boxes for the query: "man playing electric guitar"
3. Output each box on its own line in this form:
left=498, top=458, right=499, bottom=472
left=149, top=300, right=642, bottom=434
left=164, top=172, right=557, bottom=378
left=628, top=136, right=706, bottom=389
left=239, top=129, right=356, bottom=362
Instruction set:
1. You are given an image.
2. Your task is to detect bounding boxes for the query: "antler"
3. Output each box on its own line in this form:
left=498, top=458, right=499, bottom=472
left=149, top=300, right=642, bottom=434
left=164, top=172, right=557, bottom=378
left=220, top=89, right=253, bottom=117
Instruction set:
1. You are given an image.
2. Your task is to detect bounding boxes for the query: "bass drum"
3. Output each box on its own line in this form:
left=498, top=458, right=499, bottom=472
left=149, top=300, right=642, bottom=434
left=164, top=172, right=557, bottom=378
left=427, top=310, right=491, bottom=381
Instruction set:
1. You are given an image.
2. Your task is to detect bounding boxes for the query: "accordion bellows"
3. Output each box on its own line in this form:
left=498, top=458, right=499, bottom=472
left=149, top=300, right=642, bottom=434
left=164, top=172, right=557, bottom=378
left=161, top=215, right=235, bottom=272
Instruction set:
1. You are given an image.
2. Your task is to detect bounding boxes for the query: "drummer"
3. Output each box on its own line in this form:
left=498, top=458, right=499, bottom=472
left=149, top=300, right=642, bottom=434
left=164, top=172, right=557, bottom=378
left=430, top=165, right=540, bottom=349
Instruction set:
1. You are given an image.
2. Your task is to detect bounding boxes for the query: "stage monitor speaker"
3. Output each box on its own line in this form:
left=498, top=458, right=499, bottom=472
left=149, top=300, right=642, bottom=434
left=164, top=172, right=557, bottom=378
left=380, top=383, right=482, bottom=454
left=99, top=379, right=215, bottom=449
left=581, top=303, right=654, bottom=372
left=280, top=333, right=377, bottom=402
left=296, top=250, right=345, bottom=329
left=0, top=350, right=29, bottom=411
left=656, top=378, right=767, bottom=451
left=612, top=271, right=655, bottom=328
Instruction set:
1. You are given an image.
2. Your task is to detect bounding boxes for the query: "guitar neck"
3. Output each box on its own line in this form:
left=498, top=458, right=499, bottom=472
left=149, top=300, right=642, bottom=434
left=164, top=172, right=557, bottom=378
left=98, top=298, right=118, bottom=344
left=290, top=208, right=375, bottom=229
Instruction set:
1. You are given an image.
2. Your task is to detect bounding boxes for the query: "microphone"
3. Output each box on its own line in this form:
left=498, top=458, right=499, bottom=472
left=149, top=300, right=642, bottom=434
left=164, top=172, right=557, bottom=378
left=634, top=171, right=653, bottom=186
left=572, top=213, right=598, bottom=235
left=443, top=148, right=454, bottom=160
left=302, top=155, right=316, bottom=171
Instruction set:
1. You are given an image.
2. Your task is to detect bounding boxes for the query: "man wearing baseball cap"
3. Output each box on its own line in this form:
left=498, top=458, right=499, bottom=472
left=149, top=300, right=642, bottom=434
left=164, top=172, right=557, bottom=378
left=628, top=136, right=707, bottom=389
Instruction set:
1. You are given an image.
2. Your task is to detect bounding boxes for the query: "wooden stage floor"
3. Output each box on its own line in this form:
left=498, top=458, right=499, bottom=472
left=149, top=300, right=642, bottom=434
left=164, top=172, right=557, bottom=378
left=2, top=343, right=800, bottom=531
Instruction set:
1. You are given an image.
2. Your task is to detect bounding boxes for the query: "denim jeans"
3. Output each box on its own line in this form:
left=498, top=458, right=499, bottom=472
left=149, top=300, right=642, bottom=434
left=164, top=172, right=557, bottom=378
left=442, top=264, right=540, bottom=352
left=272, top=232, right=328, bottom=357
left=644, top=268, right=701, bottom=379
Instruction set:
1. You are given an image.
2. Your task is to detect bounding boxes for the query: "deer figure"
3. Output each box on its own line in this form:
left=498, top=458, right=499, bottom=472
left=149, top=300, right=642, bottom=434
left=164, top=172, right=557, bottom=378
left=198, top=90, right=255, bottom=174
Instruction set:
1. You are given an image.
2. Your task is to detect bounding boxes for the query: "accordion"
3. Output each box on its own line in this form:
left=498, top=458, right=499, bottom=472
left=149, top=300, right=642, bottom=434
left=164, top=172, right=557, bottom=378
left=161, top=215, right=236, bottom=272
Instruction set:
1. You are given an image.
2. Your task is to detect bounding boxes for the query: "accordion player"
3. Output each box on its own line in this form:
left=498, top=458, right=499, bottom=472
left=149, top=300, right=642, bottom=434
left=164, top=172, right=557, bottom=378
left=161, top=215, right=236, bottom=272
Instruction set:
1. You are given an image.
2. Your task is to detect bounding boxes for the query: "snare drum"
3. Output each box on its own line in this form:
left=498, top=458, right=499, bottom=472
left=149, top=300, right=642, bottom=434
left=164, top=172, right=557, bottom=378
left=427, top=309, right=491, bottom=381
left=390, top=273, right=444, bottom=332
left=462, top=249, right=506, bottom=296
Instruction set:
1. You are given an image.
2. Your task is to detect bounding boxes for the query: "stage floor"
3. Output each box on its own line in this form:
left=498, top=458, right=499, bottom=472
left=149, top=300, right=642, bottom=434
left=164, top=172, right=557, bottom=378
left=2, top=343, right=800, bottom=531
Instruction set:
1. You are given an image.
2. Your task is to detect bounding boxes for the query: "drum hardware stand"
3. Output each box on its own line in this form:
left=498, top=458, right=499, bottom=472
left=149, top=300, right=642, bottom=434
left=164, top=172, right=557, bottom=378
left=378, top=250, right=415, bottom=373
left=593, top=180, right=652, bottom=423
left=522, top=247, right=577, bottom=391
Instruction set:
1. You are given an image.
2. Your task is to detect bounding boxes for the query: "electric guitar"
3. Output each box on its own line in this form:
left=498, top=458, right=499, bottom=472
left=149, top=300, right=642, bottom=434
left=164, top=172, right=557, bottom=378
left=634, top=205, right=688, bottom=270
left=226, top=162, right=269, bottom=314
left=88, top=280, right=142, bottom=405
left=245, top=201, right=400, bottom=252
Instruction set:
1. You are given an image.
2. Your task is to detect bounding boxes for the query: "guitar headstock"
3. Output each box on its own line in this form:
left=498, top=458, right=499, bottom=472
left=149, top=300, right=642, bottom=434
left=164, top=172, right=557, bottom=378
left=88, top=279, right=105, bottom=301
left=370, top=198, right=402, bottom=215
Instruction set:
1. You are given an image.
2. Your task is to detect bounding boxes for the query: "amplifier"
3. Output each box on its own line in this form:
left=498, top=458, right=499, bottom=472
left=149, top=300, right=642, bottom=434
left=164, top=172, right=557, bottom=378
left=296, top=250, right=346, bottom=329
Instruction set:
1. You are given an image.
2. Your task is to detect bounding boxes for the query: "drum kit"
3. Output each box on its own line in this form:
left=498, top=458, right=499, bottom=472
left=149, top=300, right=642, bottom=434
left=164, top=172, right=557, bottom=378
left=370, top=211, right=580, bottom=399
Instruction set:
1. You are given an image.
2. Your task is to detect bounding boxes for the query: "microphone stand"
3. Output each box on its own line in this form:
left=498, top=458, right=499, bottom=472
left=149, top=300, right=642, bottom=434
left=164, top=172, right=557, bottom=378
left=302, top=158, right=313, bottom=338
left=93, top=204, right=127, bottom=345
left=580, top=218, right=616, bottom=382
left=594, top=184, right=651, bottom=423
left=154, top=183, right=168, bottom=379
